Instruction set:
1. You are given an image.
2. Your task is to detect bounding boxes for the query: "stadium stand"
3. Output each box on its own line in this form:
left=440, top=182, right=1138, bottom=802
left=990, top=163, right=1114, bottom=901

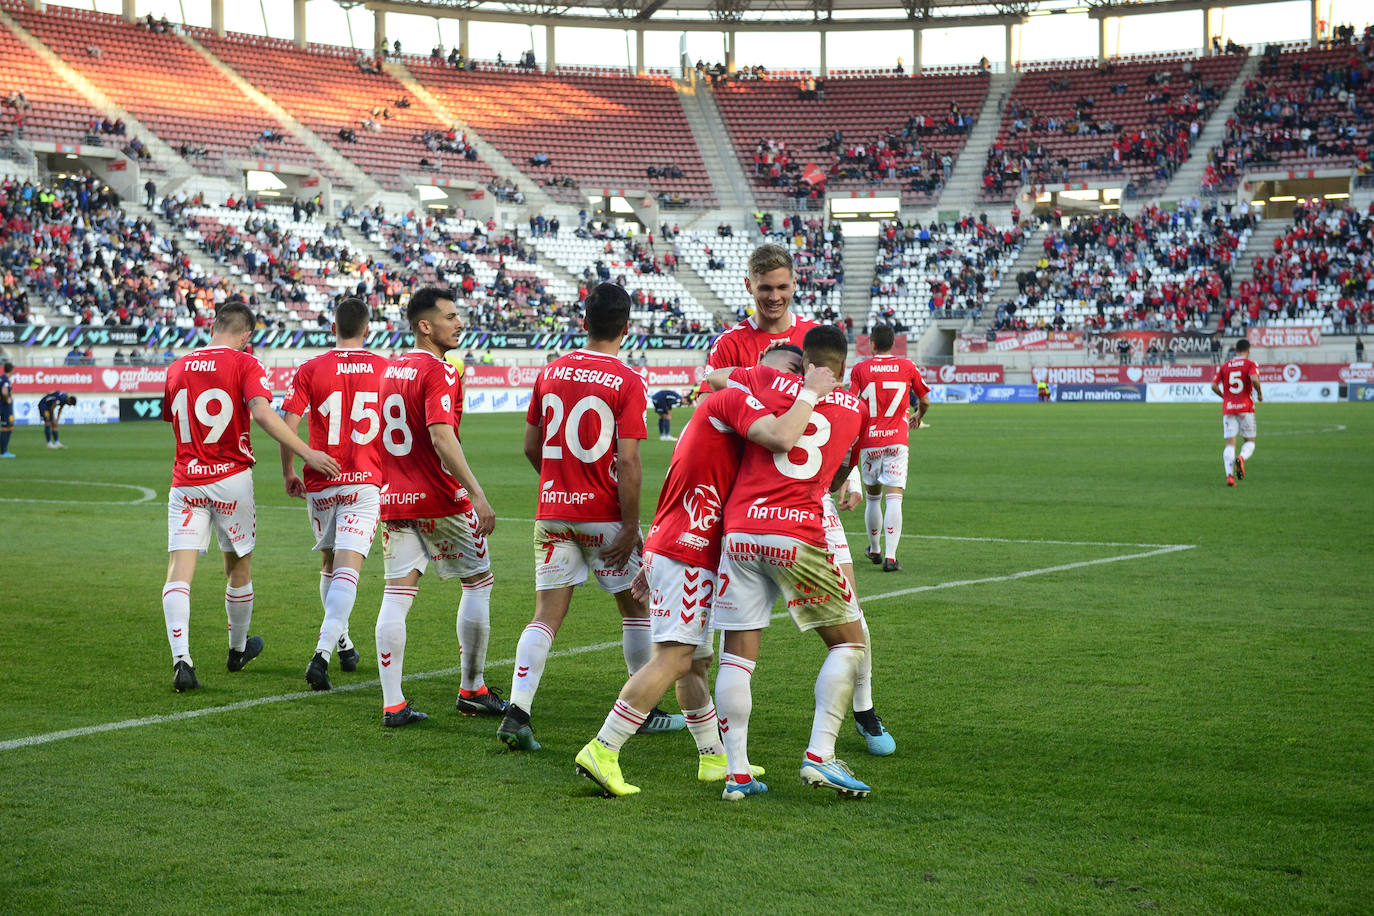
left=7, top=4, right=328, bottom=178
left=995, top=202, right=1254, bottom=332
left=984, top=51, right=1247, bottom=201
left=1245, top=200, right=1373, bottom=334
left=0, top=10, right=104, bottom=148
left=194, top=30, right=496, bottom=190
left=407, top=60, right=714, bottom=207
left=712, top=72, right=990, bottom=207
left=1204, top=35, right=1374, bottom=191
left=869, top=216, right=1024, bottom=336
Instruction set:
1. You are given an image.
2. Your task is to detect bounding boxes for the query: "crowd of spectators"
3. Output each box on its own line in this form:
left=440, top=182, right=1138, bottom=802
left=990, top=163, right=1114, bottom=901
left=1247, top=199, right=1374, bottom=332
left=871, top=215, right=1024, bottom=328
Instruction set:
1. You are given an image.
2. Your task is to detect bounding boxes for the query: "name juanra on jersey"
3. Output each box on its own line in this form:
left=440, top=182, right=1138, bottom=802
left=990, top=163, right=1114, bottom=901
left=336, top=363, right=375, bottom=375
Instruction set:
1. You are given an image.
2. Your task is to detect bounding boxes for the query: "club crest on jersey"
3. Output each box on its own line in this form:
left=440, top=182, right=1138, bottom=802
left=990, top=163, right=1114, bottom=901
left=683, top=484, right=722, bottom=532
left=441, top=394, right=452, bottom=412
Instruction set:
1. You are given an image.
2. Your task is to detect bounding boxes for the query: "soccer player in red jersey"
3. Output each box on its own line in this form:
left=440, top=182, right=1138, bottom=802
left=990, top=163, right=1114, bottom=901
left=572, top=348, right=838, bottom=797
left=848, top=323, right=930, bottom=572
left=498, top=283, right=657, bottom=751
left=705, top=243, right=818, bottom=376
left=713, top=325, right=875, bottom=799
left=279, top=297, right=389, bottom=691
left=372, top=288, right=500, bottom=727
left=161, top=301, right=340, bottom=693
left=1211, top=337, right=1263, bottom=486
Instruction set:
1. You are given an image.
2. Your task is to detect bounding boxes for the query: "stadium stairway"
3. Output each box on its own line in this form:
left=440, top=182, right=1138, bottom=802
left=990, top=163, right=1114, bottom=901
left=382, top=60, right=559, bottom=214
left=673, top=257, right=730, bottom=320
left=144, top=207, right=251, bottom=298
left=929, top=70, right=1019, bottom=220
left=0, top=7, right=207, bottom=194
left=1158, top=52, right=1260, bottom=203
left=843, top=235, right=879, bottom=329
left=179, top=31, right=383, bottom=203
left=1231, top=216, right=1284, bottom=286
left=981, top=224, right=1045, bottom=318
left=674, top=78, right=756, bottom=216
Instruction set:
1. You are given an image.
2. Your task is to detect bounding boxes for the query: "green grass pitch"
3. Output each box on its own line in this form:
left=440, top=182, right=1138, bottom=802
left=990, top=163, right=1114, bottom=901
left=0, top=404, right=1370, bottom=913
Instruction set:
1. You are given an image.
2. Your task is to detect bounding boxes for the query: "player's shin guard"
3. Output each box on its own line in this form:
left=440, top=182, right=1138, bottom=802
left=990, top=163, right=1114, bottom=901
left=715, top=653, right=756, bottom=782
left=807, top=643, right=864, bottom=761
left=684, top=704, right=726, bottom=755
left=852, top=615, right=874, bottom=713
left=375, top=585, right=416, bottom=710
left=595, top=699, right=648, bottom=753
left=864, top=493, right=883, bottom=554
left=1240, top=441, right=1255, bottom=461
left=622, top=617, right=652, bottom=675
left=457, top=573, right=494, bottom=692
left=509, top=621, right=555, bottom=711
left=1223, top=444, right=1236, bottom=476
left=316, top=567, right=359, bottom=658
left=225, top=582, right=253, bottom=652
left=162, top=581, right=191, bottom=662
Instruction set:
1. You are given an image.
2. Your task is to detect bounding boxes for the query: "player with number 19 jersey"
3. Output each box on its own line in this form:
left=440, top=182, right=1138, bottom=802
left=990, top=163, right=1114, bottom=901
left=164, top=346, right=272, bottom=488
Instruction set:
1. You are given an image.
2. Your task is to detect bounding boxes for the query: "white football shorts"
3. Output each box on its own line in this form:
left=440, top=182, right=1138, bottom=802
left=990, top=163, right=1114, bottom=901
left=167, top=469, right=256, bottom=557
left=307, top=484, right=380, bottom=555
left=859, top=444, right=909, bottom=489
left=533, top=519, right=641, bottom=594
left=713, top=532, right=862, bottom=633
left=1222, top=412, right=1257, bottom=438
left=821, top=491, right=852, bottom=567
left=383, top=509, right=489, bottom=581
left=642, top=551, right=714, bottom=659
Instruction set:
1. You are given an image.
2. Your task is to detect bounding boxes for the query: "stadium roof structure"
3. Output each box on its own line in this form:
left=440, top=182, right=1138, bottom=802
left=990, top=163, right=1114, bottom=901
left=355, top=0, right=1302, bottom=32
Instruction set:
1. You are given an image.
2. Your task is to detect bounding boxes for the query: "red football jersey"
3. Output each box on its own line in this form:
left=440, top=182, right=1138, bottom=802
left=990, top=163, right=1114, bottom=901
left=848, top=355, right=930, bottom=449
left=526, top=349, right=648, bottom=523
left=644, top=387, right=772, bottom=568
left=281, top=348, right=390, bottom=492
left=1214, top=357, right=1259, bottom=415
left=707, top=314, right=818, bottom=371
left=163, top=346, right=273, bottom=487
left=722, top=370, right=867, bottom=547
left=378, top=349, right=470, bottom=520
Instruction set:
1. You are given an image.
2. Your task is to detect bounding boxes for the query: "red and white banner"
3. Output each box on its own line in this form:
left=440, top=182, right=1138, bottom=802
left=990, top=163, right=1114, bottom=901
left=1031, top=363, right=1352, bottom=385
left=10, top=365, right=299, bottom=394
left=920, top=364, right=1005, bottom=384
left=956, top=331, right=1083, bottom=353
left=1247, top=326, right=1322, bottom=347
left=462, top=364, right=710, bottom=390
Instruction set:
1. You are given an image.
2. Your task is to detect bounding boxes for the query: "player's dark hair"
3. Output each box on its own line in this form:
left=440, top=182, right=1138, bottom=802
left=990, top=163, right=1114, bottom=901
left=65, top=395, right=77, bottom=406
left=584, top=282, right=632, bottom=341
left=1235, top=338, right=1250, bottom=353
left=759, top=344, right=803, bottom=372
left=213, top=301, right=255, bottom=335
left=2, top=360, right=12, bottom=372
left=802, top=324, right=849, bottom=375
left=407, top=287, right=454, bottom=329
left=335, top=297, right=370, bottom=339
left=871, top=324, right=895, bottom=352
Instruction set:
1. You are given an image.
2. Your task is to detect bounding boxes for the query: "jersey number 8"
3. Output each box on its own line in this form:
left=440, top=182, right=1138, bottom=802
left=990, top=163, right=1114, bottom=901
left=775, top=414, right=831, bottom=480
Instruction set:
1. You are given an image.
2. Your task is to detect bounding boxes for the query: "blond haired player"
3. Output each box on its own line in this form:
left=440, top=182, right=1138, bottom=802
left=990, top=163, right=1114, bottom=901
left=161, top=301, right=340, bottom=692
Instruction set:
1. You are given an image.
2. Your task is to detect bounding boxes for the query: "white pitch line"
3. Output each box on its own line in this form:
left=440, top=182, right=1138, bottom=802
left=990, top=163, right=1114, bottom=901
left=0, top=542, right=1195, bottom=753
left=0, top=478, right=157, bottom=505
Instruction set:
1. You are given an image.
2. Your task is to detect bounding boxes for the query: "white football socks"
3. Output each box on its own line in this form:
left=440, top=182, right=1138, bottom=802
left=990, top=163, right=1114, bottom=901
left=509, top=621, right=555, bottom=711
left=319, top=571, right=331, bottom=609
left=375, top=585, right=416, bottom=710
left=1240, top=441, right=1255, bottom=461
left=316, top=567, right=359, bottom=658
left=457, top=573, right=494, bottom=692
left=684, top=703, right=725, bottom=755
left=715, top=652, right=756, bottom=782
left=622, top=617, right=652, bottom=675
left=852, top=614, right=874, bottom=713
left=1223, top=444, right=1236, bottom=476
left=806, top=643, right=865, bottom=761
left=162, top=580, right=191, bottom=664
left=595, top=699, right=648, bottom=753
left=864, top=493, right=883, bottom=554
left=225, top=582, right=253, bottom=652
left=883, top=494, right=903, bottom=561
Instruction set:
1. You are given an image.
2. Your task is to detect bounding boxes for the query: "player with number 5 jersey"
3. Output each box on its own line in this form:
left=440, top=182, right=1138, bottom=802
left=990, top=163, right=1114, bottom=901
left=280, top=297, right=389, bottom=692
left=160, top=300, right=340, bottom=694
left=1210, top=337, right=1263, bottom=487
left=371, top=287, right=503, bottom=728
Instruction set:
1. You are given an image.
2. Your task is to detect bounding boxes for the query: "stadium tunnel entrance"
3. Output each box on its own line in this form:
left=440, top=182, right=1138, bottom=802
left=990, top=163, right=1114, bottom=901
left=828, top=194, right=899, bottom=237
left=1240, top=172, right=1352, bottom=220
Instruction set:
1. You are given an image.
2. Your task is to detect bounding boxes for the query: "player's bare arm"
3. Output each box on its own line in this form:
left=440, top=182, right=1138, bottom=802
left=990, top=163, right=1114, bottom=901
left=834, top=467, right=863, bottom=510
left=249, top=397, right=341, bottom=478
left=744, top=365, right=837, bottom=452
left=600, top=437, right=642, bottom=569
left=277, top=410, right=308, bottom=498
left=1251, top=374, right=1264, bottom=402
left=522, top=422, right=542, bottom=473
left=704, top=367, right=736, bottom=392
left=910, top=393, right=930, bottom=429
left=429, top=423, right=495, bottom=536
left=1211, top=378, right=1224, bottom=398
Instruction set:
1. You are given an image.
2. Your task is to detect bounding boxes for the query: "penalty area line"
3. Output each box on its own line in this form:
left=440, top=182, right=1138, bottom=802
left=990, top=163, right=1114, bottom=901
left=0, top=543, right=1196, bottom=753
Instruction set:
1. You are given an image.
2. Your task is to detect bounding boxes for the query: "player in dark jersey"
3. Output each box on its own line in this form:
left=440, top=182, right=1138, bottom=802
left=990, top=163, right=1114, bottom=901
left=651, top=388, right=683, bottom=441
left=38, top=390, right=76, bottom=449
left=0, top=361, right=14, bottom=457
